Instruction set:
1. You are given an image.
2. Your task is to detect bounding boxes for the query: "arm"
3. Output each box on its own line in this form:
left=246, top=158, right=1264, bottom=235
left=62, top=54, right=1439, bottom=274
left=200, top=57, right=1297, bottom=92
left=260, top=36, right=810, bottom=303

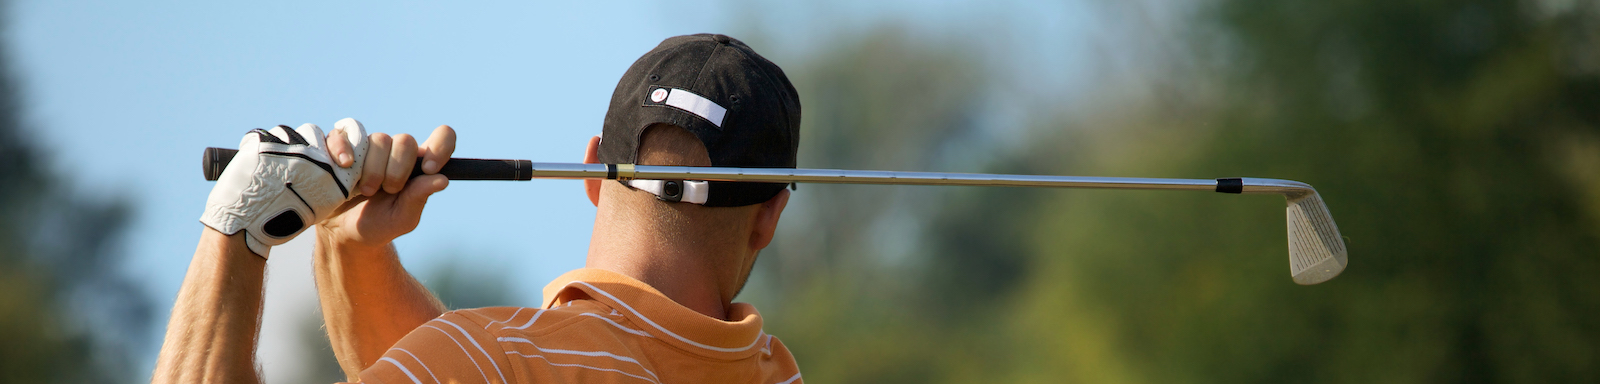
left=155, top=122, right=365, bottom=383
left=315, top=124, right=457, bottom=381
left=314, top=231, right=445, bottom=380
left=151, top=228, right=266, bottom=384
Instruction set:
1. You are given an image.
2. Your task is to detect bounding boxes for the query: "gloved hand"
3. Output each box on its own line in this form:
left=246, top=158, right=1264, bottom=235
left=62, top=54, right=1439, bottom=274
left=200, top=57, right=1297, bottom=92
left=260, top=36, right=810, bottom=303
left=200, top=118, right=369, bottom=258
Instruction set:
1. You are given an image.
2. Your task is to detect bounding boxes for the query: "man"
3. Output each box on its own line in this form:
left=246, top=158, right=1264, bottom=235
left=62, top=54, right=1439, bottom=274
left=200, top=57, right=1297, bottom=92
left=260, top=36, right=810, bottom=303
left=153, top=34, right=804, bottom=384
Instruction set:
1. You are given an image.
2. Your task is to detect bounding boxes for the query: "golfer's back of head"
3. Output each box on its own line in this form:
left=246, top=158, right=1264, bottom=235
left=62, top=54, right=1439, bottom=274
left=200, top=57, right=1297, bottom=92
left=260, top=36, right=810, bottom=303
left=353, top=34, right=806, bottom=384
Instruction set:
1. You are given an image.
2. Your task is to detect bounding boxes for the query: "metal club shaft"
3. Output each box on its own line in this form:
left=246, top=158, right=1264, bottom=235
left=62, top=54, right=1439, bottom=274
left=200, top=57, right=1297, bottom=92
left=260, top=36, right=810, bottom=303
left=535, top=163, right=1348, bottom=285
left=523, top=162, right=1225, bottom=191
left=201, top=147, right=1348, bottom=285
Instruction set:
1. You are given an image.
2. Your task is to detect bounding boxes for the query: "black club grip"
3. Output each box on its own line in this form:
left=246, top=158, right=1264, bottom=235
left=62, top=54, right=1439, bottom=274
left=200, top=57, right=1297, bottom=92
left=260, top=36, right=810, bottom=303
left=201, top=147, right=532, bottom=181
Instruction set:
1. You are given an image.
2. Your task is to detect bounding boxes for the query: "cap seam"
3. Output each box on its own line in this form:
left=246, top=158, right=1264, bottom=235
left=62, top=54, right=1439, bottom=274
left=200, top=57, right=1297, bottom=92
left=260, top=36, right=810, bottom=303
left=688, top=41, right=723, bottom=99
left=622, top=42, right=694, bottom=165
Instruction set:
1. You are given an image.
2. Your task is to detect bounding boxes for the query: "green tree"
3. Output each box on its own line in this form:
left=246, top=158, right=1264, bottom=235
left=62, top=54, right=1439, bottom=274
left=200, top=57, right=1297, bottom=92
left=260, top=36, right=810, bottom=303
left=1010, top=0, right=1600, bottom=382
left=754, top=1, right=1599, bottom=383
left=0, top=1, right=151, bottom=381
left=749, top=26, right=1009, bottom=383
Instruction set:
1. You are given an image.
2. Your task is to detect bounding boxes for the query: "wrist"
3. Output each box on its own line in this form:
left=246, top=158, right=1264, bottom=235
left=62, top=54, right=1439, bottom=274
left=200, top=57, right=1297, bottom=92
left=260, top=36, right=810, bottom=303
left=200, top=226, right=257, bottom=263
left=201, top=122, right=368, bottom=258
left=315, top=226, right=391, bottom=256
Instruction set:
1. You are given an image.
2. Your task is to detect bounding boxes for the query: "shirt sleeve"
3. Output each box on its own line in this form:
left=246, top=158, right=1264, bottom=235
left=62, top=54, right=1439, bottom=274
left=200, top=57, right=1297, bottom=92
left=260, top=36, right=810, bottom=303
left=358, top=312, right=516, bottom=384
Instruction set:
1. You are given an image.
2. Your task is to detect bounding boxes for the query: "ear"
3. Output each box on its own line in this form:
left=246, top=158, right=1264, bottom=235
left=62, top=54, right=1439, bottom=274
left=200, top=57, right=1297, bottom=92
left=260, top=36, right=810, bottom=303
left=584, top=136, right=602, bottom=207
left=749, top=189, right=790, bottom=251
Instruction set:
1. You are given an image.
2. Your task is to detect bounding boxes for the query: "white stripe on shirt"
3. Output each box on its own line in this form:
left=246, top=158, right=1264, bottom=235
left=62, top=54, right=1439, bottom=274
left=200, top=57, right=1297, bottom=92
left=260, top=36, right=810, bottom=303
left=438, top=318, right=509, bottom=383
left=505, top=351, right=660, bottom=384
left=379, top=357, right=423, bottom=384
left=422, top=324, right=490, bottom=383
left=578, top=312, right=655, bottom=338
left=776, top=372, right=803, bottom=384
left=573, top=281, right=764, bottom=353
left=394, top=348, right=440, bottom=384
left=498, top=336, right=660, bottom=382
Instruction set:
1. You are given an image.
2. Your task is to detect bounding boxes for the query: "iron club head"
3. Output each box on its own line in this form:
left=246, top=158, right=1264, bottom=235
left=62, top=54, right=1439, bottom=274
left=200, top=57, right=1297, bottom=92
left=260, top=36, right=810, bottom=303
left=1240, top=178, right=1348, bottom=285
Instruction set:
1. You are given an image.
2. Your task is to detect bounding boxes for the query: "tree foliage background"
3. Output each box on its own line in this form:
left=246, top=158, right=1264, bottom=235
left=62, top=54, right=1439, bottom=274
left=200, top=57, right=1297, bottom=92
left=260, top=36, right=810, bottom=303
left=749, top=0, right=1600, bottom=382
left=0, top=2, right=151, bottom=382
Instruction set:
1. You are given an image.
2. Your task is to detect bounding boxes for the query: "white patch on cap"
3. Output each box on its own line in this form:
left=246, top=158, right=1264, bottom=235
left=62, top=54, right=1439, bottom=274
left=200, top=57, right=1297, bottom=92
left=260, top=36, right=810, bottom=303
left=650, top=88, right=669, bottom=103
left=659, top=88, right=727, bottom=128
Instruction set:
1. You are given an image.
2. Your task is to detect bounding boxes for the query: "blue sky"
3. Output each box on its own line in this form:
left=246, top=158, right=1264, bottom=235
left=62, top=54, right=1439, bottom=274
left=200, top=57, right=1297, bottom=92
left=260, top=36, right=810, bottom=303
left=7, top=0, right=1109, bottom=378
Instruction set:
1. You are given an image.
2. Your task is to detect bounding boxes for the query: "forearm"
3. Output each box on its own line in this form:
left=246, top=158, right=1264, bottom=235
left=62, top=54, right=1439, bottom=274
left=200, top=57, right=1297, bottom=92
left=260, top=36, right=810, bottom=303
left=152, top=228, right=266, bottom=384
left=314, top=229, right=446, bottom=380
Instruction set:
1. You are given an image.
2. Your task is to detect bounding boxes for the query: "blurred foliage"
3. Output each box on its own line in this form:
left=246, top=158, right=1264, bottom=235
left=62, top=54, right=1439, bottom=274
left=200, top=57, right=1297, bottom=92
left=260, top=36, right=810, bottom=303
left=755, top=25, right=1050, bottom=383
left=421, top=257, right=520, bottom=310
left=293, top=308, right=346, bottom=384
left=754, top=0, right=1599, bottom=383
left=0, top=1, right=151, bottom=382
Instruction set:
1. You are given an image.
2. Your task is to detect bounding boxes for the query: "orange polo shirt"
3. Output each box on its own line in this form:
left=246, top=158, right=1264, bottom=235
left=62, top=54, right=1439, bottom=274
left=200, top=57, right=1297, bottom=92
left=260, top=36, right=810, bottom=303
left=354, top=268, right=803, bottom=384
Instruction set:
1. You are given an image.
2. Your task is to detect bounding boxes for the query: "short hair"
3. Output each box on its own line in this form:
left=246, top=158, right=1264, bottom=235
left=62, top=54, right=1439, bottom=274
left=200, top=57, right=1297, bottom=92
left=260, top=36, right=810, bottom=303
left=605, top=124, right=760, bottom=244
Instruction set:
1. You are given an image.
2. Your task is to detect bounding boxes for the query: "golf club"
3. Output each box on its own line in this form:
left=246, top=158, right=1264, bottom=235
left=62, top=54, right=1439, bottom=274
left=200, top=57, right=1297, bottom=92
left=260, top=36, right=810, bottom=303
left=203, top=147, right=1348, bottom=285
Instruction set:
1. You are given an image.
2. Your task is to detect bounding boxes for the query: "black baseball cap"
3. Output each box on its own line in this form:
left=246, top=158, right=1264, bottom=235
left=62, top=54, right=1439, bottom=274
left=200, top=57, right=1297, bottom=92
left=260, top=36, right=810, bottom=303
left=599, top=34, right=802, bottom=207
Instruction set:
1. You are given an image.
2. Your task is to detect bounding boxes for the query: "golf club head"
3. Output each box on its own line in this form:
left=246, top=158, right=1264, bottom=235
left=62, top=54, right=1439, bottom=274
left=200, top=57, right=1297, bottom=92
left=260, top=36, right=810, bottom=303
left=1242, top=178, right=1348, bottom=285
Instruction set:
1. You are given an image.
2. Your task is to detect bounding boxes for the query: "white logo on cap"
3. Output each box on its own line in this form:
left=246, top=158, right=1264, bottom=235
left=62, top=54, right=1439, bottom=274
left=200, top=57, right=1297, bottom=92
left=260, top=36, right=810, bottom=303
left=650, top=88, right=669, bottom=103
left=660, top=88, right=728, bottom=127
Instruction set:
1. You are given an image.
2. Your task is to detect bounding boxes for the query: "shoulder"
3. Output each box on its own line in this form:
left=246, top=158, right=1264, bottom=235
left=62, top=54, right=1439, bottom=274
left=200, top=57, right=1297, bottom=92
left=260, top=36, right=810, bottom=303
left=484, top=301, right=658, bottom=355
left=358, top=304, right=660, bottom=384
left=357, top=308, right=523, bottom=384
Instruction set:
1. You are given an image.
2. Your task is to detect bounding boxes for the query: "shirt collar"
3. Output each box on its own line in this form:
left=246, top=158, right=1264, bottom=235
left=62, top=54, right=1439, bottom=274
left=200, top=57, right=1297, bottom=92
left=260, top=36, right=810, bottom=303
left=542, top=268, right=768, bottom=359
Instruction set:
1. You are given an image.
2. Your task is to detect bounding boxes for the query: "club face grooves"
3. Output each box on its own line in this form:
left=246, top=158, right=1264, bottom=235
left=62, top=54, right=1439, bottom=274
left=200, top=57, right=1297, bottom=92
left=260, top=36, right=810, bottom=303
left=1238, top=178, right=1349, bottom=285
left=1286, top=192, right=1347, bottom=285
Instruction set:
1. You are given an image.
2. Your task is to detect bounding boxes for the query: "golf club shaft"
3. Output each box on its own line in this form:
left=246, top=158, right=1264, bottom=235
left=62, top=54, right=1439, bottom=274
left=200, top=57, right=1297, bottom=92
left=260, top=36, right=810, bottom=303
left=203, top=147, right=1231, bottom=192
left=202, top=146, right=1345, bottom=284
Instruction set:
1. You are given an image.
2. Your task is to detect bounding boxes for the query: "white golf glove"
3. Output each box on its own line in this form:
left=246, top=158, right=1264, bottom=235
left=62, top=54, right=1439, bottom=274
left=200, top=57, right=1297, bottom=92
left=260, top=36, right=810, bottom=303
left=200, top=118, right=369, bottom=258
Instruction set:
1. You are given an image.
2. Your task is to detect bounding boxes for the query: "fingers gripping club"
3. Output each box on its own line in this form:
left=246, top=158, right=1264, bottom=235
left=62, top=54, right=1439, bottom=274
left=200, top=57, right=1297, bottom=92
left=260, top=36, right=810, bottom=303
left=204, top=147, right=534, bottom=181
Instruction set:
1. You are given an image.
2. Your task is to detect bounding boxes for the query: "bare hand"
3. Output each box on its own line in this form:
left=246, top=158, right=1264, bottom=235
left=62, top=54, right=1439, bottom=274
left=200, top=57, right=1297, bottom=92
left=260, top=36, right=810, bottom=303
left=319, top=124, right=457, bottom=247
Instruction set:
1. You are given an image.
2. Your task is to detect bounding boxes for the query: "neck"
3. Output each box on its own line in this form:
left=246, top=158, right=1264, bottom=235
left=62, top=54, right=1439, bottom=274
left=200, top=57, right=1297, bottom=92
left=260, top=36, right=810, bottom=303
left=585, top=200, right=742, bottom=321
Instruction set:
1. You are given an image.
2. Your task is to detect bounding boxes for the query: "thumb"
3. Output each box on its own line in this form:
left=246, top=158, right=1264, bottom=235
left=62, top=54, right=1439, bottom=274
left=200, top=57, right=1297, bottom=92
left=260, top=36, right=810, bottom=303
left=395, top=174, right=449, bottom=218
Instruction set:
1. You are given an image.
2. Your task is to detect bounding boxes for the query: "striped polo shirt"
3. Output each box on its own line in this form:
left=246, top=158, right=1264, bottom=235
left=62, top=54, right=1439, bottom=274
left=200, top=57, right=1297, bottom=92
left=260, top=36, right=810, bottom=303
left=351, top=268, right=803, bottom=384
